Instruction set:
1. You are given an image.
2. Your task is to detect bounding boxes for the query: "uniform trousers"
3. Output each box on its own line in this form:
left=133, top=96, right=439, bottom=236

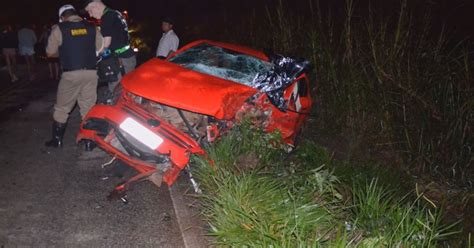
left=53, top=70, right=98, bottom=123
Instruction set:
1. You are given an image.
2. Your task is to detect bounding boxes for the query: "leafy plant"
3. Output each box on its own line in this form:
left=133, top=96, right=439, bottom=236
left=192, top=125, right=459, bottom=247
left=351, top=179, right=460, bottom=247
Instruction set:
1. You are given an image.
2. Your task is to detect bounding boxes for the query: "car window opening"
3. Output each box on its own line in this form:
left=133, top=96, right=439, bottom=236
left=169, top=43, right=272, bottom=87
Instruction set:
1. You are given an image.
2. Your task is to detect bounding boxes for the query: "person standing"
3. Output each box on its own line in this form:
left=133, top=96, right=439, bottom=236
left=39, top=24, right=60, bottom=80
left=155, top=17, right=179, bottom=59
left=18, top=24, right=37, bottom=81
left=84, top=0, right=136, bottom=93
left=0, top=25, right=19, bottom=82
left=44, top=4, right=103, bottom=148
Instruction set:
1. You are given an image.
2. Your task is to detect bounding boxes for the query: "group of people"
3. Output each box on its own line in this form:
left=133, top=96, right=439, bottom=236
left=0, top=23, right=65, bottom=82
left=41, top=0, right=180, bottom=150
left=1, top=0, right=180, bottom=149
left=0, top=24, right=40, bottom=82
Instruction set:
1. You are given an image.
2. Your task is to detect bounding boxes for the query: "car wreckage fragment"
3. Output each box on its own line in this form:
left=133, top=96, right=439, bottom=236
left=77, top=40, right=313, bottom=201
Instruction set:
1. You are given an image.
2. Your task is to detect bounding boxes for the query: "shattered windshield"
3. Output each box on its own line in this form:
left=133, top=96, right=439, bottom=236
left=169, top=43, right=271, bottom=87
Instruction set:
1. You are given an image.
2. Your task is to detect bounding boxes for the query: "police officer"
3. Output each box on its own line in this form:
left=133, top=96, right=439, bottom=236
left=84, top=0, right=136, bottom=93
left=44, top=4, right=103, bottom=148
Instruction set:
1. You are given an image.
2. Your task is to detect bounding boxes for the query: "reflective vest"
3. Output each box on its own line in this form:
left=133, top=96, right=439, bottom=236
left=58, top=21, right=96, bottom=71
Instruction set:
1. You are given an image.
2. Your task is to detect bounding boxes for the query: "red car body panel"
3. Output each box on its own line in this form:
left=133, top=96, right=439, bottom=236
left=77, top=40, right=313, bottom=194
left=248, top=75, right=313, bottom=143
left=76, top=99, right=206, bottom=186
left=121, top=58, right=258, bottom=120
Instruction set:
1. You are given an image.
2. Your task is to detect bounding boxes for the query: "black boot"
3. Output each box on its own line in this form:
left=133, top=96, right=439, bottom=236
left=84, top=140, right=97, bottom=152
left=45, top=121, right=66, bottom=148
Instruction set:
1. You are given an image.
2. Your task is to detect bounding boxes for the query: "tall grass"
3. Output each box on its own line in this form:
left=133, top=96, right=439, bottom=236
left=351, top=179, right=460, bottom=247
left=193, top=126, right=338, bottom=246
left=192, top=125, right=458, bottom=246
left=212, top=0, right=473, bottom=187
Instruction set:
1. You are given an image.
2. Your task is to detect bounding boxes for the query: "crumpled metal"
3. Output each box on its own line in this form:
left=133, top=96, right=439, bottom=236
left=253, top=55, right=310, bottom=111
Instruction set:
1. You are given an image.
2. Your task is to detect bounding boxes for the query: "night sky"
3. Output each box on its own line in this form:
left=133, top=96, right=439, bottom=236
left=1, top=0, right=472, bottom=40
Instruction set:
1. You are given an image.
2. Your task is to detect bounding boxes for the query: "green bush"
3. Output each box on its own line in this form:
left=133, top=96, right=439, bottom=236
left=192, top=126, right=459, bottom=247
left=193, top=126, right=337, bottom=246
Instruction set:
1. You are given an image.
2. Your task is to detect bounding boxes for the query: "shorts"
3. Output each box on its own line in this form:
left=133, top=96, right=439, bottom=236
left=2, top=48, right=16, bottom=56
left=19, top=46, right=35, bottom=56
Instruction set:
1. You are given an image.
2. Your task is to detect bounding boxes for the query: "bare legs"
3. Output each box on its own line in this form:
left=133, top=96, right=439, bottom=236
left=24, top=55, right=36, bottom=81
left=4, top=53, right=18, bottom=82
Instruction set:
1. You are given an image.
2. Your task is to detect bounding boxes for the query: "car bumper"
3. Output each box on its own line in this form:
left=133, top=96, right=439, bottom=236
left=77, top=101, right=205, bottom=186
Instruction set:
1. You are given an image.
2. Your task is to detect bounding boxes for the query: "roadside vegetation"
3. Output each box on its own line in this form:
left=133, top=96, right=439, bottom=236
left=192, top=125, right=461, bottom=246
left=193, top=0, right=472, bottom=245
left=212, top=0, right=473, bottom=189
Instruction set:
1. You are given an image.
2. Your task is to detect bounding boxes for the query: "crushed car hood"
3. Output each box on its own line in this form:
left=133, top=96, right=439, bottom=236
left=121, top=58, right=258, bottom=120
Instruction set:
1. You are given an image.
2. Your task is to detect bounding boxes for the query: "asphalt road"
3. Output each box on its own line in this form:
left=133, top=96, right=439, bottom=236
left=0, top=65, right=187, bottom=247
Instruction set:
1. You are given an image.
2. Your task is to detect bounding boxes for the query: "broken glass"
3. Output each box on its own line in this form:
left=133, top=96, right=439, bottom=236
left=170, top=43, right=310, bottom=112
left=169, top=44, right=272, bottom=87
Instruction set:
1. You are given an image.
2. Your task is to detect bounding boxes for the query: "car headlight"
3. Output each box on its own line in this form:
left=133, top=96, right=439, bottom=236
left=126, top=91, right=143, bottom=105
left=119, top=117, right=163, bottom=150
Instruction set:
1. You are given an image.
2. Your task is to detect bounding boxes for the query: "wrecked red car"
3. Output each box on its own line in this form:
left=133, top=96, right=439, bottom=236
left=77, top=40, right=313, bottom=196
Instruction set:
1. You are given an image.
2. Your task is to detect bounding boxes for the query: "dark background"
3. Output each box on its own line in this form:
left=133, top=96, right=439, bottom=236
left=1, top=0, right=472, bottom=44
